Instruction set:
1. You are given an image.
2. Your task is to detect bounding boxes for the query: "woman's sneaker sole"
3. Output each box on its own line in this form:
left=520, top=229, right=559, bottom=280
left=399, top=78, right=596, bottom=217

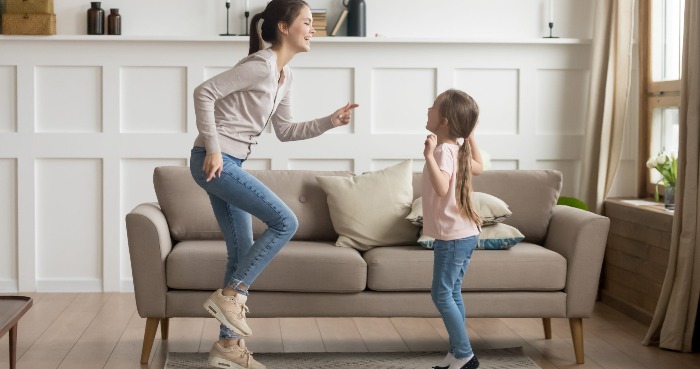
left=203, top=298, right=251, bottom=336
left=209, top=356, right=246, bottom=369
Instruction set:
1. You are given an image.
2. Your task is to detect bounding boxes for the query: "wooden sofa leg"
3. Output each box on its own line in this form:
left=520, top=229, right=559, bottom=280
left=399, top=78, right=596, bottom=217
left=160, top=318, right=170, bottom=339
left=542, top=318, right=552, bottom=339
left=141, top=318, right=160, bottom=364
left=569, top=318, right=584, bottom=364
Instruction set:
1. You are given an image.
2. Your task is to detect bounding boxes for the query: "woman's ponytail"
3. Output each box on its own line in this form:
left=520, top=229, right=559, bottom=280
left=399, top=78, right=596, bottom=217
left=248, top=13, right=265, bottom=55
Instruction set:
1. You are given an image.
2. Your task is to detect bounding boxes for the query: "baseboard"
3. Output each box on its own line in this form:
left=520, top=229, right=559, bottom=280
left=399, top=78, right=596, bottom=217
left=600, top=291, right=654, bottom=325
left=121, top=279, right=134, bottom=292
left=36, top=278, right=102, bottom=292
left=0, top=279, right=18, bottom=292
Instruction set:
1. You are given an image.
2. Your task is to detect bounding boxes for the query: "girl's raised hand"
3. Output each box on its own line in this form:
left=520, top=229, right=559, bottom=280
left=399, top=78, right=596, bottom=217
left=424, top=134, right=437, bottom=158
left=332, top=102, right=360, bottom=127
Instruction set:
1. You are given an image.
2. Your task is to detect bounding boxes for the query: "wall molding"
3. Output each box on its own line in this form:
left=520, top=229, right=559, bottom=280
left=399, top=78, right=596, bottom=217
left=0, top=38, right=592, bottom=292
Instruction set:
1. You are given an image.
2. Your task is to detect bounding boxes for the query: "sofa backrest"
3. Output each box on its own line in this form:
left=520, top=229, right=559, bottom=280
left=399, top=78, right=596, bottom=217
left=153, top=166, right=561, bottom=245
left=413, top=170, right=562, bottom=244
left=153, top=166, right=351, bottom=242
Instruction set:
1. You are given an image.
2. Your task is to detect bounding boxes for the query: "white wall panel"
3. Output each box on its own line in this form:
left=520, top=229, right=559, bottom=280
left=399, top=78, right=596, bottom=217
left=291, top=68, right=354, bottom=134
left=371, top=159, right=425, bottom=173
left=35, top=66, right=102, bottom=133
left=536, top=69, right=589, bottom=135
left=35, top=159, right=102, bottom=291
left=244, top=159, right=271, bottom=170
left=534, top=159, right=580, bottom=197
left=454, top=69, right=519, bottom=135
left=371, top=69, right=436, bottom=133
left=0, top=66, right=17, bottom=132
left=0, top=159, right=17, bottom=290
left=491, top=160, right=520, bottom=170
left=288, top=159, right=353, bottom=172
left=120, top=159, right=187, bottom=290
left=0, top=35, right=609, bottom=292
left=120, top=67, right=187, bottom=133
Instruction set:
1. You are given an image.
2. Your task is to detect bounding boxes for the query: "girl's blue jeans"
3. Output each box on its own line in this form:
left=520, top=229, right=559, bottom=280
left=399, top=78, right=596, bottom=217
left=190, top=146, right=298, bottom=340
left=431, top=235, right=478, bottom=360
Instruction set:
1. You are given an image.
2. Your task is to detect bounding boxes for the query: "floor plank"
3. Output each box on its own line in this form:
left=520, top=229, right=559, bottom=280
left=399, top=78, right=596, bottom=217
left=279, top=318, right=325, bottom=352
left=0, top=293, right=75, bottom=368
left=390, top=317, right=447, bottom=352
left=57, top=293, right=136, bottom=369
left=3, top=293, right=700, bottom=369
left=246, top=318, right=284, bottom=353
left=353, top=318, right=409, bottom=352
left=103, top=311, right=154, bottom=369
left=14, top=293, right=111, bottom=369
left=316, top=318, right=368, bottom=352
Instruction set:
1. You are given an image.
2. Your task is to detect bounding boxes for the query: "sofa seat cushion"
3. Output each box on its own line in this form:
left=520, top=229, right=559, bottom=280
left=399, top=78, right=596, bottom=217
left=167, top=240, right=367, bottom=293
left=364, top=243, right=566, bottom=292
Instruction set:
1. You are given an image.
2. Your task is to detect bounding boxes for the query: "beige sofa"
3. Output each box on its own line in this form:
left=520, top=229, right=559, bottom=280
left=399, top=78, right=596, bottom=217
left=126, top=167, right=610, bottom=364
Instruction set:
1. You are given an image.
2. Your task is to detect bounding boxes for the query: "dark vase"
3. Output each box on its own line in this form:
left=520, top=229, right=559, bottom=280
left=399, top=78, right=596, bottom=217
left=107, top=8, right=121, bottom=35
left=344, top=0, right=366, bottom=37
left=87, top=2, right=104, bottom=35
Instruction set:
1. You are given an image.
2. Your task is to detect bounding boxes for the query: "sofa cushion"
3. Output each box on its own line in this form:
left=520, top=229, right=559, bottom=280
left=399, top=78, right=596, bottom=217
left=316, top=160, right=419, bottom=250
left=153, top=166, right=350, bottom=241
left=412, top=170, right=562, bottom=244
left=166, top=240, right=367, bottom=292
left=364, top=243, right=566, bottom=292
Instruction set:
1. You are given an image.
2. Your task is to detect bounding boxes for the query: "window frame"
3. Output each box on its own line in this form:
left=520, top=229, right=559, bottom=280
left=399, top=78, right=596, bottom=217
left=638, top=0, right=683, bottom=198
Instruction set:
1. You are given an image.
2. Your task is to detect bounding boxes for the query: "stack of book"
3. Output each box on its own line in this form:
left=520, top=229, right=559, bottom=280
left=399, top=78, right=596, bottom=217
left=311, top=9, right=327, bottom=36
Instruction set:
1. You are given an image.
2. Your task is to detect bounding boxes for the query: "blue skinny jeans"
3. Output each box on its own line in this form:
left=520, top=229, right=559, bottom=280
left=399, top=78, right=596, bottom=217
left=190, top=146, right=298, bottom=340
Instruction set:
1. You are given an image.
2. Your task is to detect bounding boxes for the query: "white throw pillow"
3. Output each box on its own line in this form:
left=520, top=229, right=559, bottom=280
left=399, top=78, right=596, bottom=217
left=316, top=160, right=419, bottom=251
left=473, top=192, right=512, bottom=225
left=407, top=192, right=512, bottom=226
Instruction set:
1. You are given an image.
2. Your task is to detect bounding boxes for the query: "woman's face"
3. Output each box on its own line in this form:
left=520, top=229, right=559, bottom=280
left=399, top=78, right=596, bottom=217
left=282, top=6, right=315, bottom=53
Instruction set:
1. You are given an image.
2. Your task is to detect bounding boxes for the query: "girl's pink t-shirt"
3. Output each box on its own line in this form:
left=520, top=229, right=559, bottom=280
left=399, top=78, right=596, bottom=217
left=422, top=143, right=480, bottom=241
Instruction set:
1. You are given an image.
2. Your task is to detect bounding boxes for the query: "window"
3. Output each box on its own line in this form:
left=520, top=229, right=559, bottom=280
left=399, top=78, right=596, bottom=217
left=639, top=0, right=684, bottom=196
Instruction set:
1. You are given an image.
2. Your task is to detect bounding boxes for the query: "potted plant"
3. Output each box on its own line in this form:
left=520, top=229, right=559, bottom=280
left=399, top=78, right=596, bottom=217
left=646, top=150, right=678, bottom=209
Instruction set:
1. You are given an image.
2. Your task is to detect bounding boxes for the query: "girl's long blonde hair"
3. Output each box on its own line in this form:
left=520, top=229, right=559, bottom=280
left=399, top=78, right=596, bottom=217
left=437, top=89, right=482, bottom=227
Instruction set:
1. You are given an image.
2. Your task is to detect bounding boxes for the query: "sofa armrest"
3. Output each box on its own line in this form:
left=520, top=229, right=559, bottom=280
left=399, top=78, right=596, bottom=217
left=126, top=202, right=173, bottom=318
left=544, top=205, right=610, bottom=317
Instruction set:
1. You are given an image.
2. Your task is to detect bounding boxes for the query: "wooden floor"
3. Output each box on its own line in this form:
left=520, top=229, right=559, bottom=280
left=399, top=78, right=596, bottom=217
left=1, top=293, right=699, bottom=369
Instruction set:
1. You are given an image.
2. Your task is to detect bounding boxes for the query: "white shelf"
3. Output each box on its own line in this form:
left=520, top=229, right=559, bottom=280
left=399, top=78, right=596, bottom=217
left=0, top=35, right=591, bottom=44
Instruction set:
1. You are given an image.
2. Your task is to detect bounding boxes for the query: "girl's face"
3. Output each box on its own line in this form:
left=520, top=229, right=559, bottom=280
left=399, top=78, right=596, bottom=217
left=282, top=6, right=315, bottom=53
left=426, top=96, right=444, bottom=133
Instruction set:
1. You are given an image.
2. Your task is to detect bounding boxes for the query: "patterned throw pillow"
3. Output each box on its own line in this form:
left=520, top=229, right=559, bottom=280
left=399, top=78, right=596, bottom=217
left=417, top=223, right=524, bottom=250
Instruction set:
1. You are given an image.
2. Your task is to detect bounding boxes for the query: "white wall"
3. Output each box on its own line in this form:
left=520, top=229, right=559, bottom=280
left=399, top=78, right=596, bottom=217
left=0, top=1, right=641, bottom=293
left=51, top=0, right=593, bottom=39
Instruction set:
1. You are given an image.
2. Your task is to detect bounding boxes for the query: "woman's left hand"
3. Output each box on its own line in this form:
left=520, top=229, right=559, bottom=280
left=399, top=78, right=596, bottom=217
left=332, top=103, right=360, bottom=127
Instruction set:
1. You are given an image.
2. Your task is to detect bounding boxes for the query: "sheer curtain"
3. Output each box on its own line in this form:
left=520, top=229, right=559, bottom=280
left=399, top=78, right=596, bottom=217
left=578, top=0, right=635, bottom=213
left=643, top=1, right=700, bottom=352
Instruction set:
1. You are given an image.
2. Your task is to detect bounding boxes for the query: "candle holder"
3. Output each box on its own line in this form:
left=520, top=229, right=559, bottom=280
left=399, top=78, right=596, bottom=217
left=544, top=22, right=559, bottom=38
left=244, top=11, right=250, bottom=35
left=220, top=2, right=236, bottom=36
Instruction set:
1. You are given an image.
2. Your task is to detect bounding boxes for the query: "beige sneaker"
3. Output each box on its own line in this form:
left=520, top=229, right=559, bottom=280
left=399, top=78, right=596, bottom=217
left=203, top=289, right=252, bottom=336
left=208, top=340, right=266, bottom=369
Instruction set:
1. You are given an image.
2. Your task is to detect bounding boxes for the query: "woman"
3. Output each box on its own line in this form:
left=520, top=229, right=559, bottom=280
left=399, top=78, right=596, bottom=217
left=189, top=1, right=358, bottom=368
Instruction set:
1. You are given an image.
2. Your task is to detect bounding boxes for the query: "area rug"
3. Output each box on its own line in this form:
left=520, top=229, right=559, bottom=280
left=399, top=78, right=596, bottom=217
left=165, top=347, right=541, bottom=369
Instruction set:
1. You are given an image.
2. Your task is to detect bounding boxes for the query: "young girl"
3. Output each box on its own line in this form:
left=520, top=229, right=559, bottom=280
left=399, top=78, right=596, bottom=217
left=423, top=89, right=483, bottom=369
left=190, top=1, right=358, bottom=368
